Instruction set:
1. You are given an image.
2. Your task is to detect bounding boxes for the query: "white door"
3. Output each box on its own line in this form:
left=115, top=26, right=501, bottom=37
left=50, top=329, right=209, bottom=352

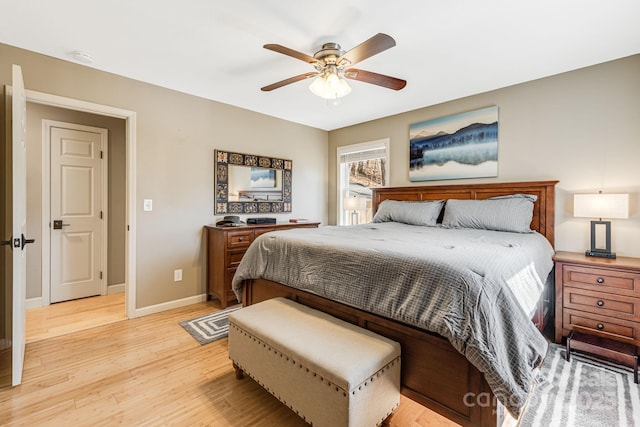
left=11, top=64, right=31, bottom=386
left=50, top=125, right=107, bottom=303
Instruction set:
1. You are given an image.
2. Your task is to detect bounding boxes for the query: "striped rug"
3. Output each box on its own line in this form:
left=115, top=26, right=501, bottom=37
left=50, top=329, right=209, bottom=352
left=179, top=305, right=242, bottom=345
left=520, top=343, right=640, bottom=426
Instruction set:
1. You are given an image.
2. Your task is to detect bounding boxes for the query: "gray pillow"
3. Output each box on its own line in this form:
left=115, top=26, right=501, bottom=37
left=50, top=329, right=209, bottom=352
left=442, top=194, right=537, bottom=233
left=372, top=199, right=444, bottom=226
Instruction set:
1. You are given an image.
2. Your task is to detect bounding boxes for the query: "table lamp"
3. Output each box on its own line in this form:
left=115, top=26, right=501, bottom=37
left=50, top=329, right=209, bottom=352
left=343, top=196, right=366, bottom=225
left=574, top=192, right=629, bottom=259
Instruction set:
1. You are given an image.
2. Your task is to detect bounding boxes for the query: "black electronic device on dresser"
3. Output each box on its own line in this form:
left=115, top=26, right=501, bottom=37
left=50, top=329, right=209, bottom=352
left=247, top=217, right=276, bottom=225
left=554, top=251, right=640, bottom=383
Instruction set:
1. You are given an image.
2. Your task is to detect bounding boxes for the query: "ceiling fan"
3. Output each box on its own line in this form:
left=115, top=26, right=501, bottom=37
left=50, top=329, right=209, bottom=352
left=261, top=33, right=407, bottom=100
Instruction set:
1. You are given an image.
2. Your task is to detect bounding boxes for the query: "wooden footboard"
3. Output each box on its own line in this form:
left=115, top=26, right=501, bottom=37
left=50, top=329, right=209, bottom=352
left=242, top=278, right=500, bottom=427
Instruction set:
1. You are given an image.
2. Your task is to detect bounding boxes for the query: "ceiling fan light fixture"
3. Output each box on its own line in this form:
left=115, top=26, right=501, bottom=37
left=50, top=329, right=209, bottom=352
left=263, top=34, right=405, bottom=96
left=309, top=68, right=351, bottom=100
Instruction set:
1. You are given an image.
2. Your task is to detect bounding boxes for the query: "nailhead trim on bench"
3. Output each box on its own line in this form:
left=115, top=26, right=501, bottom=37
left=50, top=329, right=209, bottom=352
left=233, top=357, right=399, bottom=427
left=230, top=323, right=401, bottom=400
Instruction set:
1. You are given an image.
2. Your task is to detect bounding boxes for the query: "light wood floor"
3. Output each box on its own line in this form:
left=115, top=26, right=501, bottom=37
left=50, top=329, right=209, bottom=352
left=26, top=293, right=127, bottom=343
left=2, top=298, right=459, bottom=426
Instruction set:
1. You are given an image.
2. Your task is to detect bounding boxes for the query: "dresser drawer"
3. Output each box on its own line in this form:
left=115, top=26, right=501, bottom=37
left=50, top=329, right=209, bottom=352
left=563, top=287, right=640, bottom=321
left=225, top=268, right=240, bottom=300
left=563, top=308, right=640, bottom=345
left=227, top=251, right=245, bottom=268
left=562, top=264, right=640, bottom=296
left=227, top=230, right=253, bottom=248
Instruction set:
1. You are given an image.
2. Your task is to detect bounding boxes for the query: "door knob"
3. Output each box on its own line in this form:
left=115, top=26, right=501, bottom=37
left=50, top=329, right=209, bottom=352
left=53, top=220, right=70, bottom=230
left=0, top=238, right=11, bottom=247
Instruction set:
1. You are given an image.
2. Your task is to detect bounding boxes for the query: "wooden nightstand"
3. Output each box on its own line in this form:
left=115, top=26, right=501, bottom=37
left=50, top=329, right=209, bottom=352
left=554, top=251, right=640, bottom=383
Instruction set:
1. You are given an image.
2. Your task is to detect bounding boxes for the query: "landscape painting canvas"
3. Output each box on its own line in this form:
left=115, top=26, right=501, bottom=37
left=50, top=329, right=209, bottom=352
left=409, top=106, right=498, bottom=181
left=250, top=167, right=276, bottom=188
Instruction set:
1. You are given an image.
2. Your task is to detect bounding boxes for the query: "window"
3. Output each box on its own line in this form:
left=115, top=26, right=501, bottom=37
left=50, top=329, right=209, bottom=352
left=337, top=139, right=389, bottom=225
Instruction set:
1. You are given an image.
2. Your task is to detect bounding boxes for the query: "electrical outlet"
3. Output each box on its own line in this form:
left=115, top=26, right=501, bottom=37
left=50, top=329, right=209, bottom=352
left=174, top=269, right=182, bottom=282
left=143, top=199, right=153, bottom=211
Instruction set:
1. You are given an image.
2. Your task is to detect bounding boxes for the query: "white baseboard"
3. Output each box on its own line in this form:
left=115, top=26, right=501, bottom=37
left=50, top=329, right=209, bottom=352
left=107, top=283, right=125, bottom=294
left=135, top=294, right=207, bottom=318
left=25, top=291, right=206, bottom=319
left=26, top=297, right=43, bottom=310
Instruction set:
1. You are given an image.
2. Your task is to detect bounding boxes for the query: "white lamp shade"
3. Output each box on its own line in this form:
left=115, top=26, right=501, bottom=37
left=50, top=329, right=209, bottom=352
left=343, top=196, right=366, bottom=211
left=573, top=193, right=629, bottom=219
left=309, top=72, right=351, bottom=99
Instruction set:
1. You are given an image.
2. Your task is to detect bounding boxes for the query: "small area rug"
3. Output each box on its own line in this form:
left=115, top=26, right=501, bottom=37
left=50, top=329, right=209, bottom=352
left=519, top=343, right=640, bottom=426
left=179, top=305, right=241, bottom=345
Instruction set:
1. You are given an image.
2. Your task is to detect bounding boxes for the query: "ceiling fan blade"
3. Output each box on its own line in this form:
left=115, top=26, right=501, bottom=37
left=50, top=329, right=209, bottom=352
left=261, top=72, right=318, bottom=92
left=345, top=69, right=407, bottom=91
left=263, top=44, right=320, bottom=64
left=337, top=33, right=396, bottom=66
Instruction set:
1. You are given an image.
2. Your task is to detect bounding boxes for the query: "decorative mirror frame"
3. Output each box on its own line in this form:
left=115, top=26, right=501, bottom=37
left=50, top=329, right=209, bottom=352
left=214, top=149, right=292, bottom=214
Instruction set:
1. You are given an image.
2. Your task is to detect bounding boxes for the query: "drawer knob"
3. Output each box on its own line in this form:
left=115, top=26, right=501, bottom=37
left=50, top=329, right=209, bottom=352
left=597, top=323, right=604, bottom=330
left=238, top=237, right=243, bottom=241
left=596, top=300, right=604, bottom=307
left=596, top=277, right=604, bottom=284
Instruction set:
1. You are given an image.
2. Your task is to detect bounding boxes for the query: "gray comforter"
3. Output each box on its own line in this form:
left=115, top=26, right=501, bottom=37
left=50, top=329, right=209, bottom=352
left=232, top=222, right=554, bottom=418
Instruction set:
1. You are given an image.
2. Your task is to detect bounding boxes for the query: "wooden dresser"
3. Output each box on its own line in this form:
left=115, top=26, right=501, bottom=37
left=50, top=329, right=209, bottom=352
left=205, top=222, right=320, bottom=308
left=554, top=251, right=640, bottom=381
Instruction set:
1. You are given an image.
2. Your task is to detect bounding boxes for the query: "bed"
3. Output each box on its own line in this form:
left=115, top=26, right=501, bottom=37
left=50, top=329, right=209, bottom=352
left=232, top=180, right=558, bottom=427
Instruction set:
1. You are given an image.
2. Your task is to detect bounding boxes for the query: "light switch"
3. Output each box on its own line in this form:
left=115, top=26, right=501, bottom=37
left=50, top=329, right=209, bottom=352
left=143, top=199, right=153, bottom=211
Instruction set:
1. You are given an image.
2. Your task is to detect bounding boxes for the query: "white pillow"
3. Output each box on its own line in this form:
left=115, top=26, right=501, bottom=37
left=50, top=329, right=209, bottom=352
left=442, top=194, right=537, bottom=233
left=372, top=199, right=444, bottom=226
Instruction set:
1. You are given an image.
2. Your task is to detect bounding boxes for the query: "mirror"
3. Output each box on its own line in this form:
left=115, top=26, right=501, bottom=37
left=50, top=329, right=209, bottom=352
left=214, top=149, right=292, bottom=214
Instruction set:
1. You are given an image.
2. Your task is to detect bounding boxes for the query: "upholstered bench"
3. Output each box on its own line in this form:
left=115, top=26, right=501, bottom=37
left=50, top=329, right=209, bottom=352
left=228, top=297, right=401, bottom=427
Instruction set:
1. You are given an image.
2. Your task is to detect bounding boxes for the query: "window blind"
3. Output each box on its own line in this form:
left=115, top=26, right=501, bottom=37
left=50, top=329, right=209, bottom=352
left=339, top=145, right=387, bottom=163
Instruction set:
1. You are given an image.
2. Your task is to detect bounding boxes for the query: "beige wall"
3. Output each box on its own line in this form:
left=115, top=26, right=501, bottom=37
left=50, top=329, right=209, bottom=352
left=1, top=43, right=328, bottom=310
left=4, top=39, right=638, bottom=312
left=25, top=104, right=126, bottom=299
left=329, top=55, right=640, bottom=257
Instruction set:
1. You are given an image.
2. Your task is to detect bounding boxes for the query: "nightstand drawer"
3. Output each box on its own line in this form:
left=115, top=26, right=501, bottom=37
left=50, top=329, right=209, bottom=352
left=563, top=264, right=640, bottom=296
left=563, top=308, right=640, bottom=345
left=563, top=287, right=640, bottom=321
left=227, top=230, right=254, bottom=248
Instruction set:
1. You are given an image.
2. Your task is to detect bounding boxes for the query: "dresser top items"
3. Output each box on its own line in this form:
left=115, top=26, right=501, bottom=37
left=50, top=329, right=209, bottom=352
left=207, top=221, right=320, bottom=230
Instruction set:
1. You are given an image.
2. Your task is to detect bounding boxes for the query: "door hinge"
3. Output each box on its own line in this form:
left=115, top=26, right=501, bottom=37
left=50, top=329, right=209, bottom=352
left=100, top=150, right=103, bottom=159
left=100, top=271, right=103, bottom=280
left=100, top=211, right=103, bottom=219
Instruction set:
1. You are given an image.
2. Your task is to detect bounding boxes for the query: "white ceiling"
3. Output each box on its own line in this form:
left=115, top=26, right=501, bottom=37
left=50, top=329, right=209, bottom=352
left=2, top=0, right=639, bottom=131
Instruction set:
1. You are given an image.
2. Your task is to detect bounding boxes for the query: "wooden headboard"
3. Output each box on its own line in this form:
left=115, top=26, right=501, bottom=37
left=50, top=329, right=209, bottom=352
left=371, top=180, right=558, bottom=247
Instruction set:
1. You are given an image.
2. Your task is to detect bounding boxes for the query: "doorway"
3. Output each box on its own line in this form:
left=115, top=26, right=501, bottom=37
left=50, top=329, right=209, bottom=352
left=25, top=90, right=137, bottom=320
left=30, top=106, right=123, bottom=313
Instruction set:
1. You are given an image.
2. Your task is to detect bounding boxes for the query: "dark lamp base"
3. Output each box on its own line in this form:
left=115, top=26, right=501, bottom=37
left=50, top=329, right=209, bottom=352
left=585, top=250, right=617, bottom=259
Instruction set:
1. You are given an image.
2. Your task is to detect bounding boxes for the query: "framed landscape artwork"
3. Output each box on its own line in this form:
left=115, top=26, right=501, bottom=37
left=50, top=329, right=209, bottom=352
left=409, top=106, right=498, bottom=182
left=250, top=167, right=276, bottom=188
